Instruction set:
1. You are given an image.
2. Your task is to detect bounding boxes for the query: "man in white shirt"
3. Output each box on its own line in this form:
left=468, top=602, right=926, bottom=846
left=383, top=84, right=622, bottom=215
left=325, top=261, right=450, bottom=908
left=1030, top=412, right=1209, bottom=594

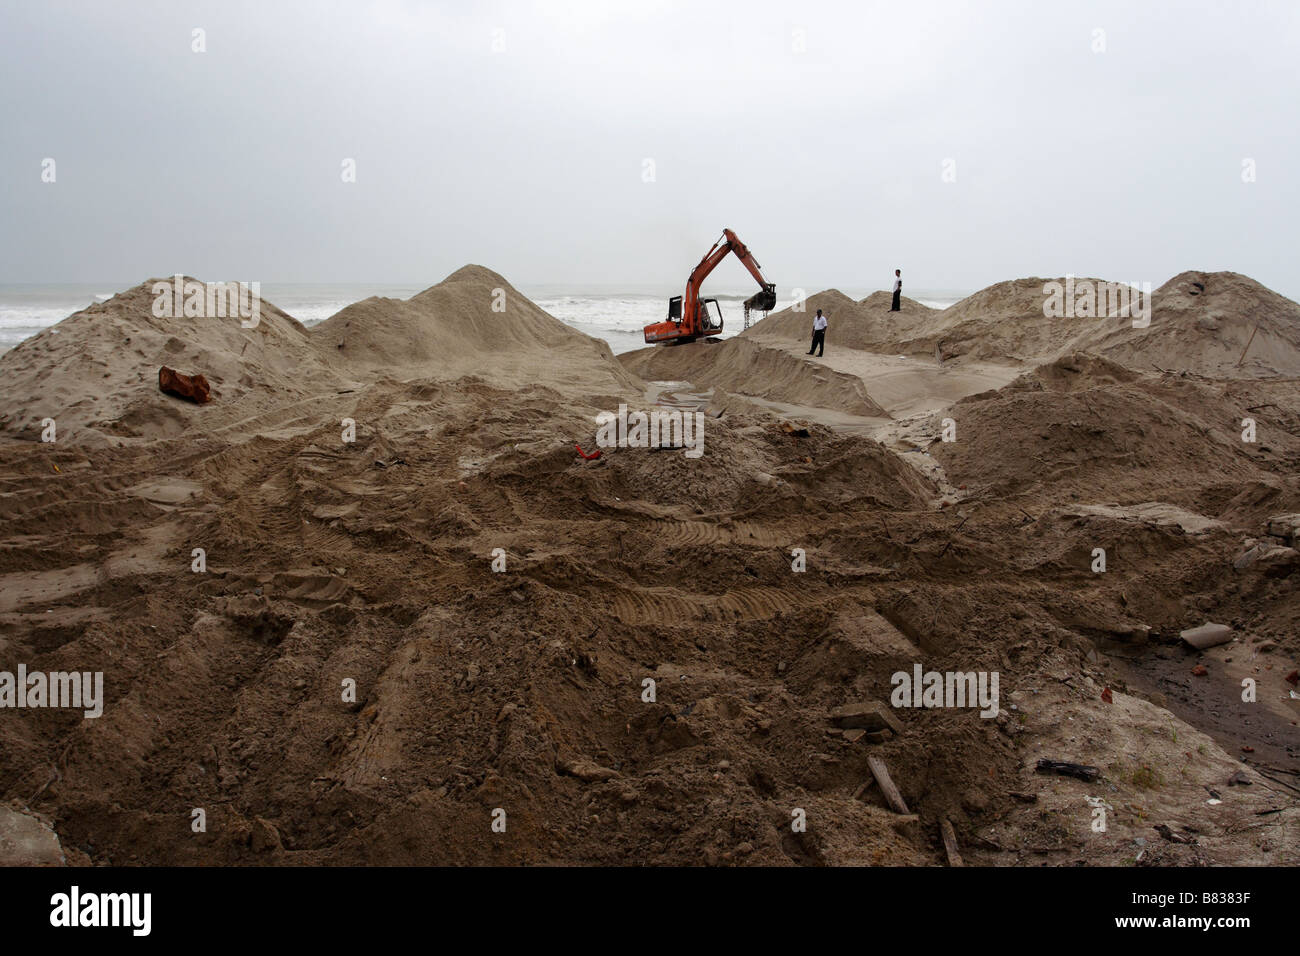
left=808, top=308, right=827, bottom=357
left=891, top=269, right=902, bottom=312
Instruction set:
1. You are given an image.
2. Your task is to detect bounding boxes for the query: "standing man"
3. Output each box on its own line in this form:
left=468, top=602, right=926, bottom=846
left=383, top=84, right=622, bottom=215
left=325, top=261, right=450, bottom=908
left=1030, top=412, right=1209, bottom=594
left=808, top=308, right=827, bottom=357
left=890, top=269, right=902, bottom=312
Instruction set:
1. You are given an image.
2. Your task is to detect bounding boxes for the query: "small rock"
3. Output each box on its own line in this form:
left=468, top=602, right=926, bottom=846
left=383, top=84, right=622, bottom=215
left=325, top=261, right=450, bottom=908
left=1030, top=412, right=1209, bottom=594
left=0, top=806, right=65, bottom=866
left=1191, top=665, right=1208, bottom=677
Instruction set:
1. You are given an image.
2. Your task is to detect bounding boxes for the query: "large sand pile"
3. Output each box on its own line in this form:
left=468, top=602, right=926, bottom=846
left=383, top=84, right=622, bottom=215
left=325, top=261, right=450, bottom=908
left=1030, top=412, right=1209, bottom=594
left=1065, top=271, right=1300, bottom=378
left=875, top=276, right=1122, bottom=364
left=744, top=290, right=939, bottom=353
left=620, top=337, right=888, bottom=417
left=0, top=278, right=344, bottom=444
left=751, top=271, right=1300, bottom=380
left=313, top=265, right=641, bottom=401
left=931, top=351, right=1300, bottom=506
left=0, top=266, right=645, bottom=446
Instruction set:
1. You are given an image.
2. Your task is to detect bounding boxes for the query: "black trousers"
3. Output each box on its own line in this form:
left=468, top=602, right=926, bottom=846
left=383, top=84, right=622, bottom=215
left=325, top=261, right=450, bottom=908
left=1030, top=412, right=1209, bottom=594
left=891, top=289, right=901, bottom=311
left=808, top=329, right=825, bottom=356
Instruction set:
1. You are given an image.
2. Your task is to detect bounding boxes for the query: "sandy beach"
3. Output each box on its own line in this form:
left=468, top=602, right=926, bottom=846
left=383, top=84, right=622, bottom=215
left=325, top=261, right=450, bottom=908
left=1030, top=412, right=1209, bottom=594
left=0, top=265, right=1296, bottom=866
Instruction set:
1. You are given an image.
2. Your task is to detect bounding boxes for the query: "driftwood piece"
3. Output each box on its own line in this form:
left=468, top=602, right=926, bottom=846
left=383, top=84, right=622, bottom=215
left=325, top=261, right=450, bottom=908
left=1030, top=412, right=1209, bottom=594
left=866, top=755, right=910, bottom=814
left=939, top=817, right=964, bottom=867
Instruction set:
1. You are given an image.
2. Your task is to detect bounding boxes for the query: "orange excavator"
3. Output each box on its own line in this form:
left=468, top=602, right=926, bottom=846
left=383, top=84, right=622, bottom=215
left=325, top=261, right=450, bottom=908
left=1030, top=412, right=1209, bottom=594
left=643, top=228, right=776, bottom=345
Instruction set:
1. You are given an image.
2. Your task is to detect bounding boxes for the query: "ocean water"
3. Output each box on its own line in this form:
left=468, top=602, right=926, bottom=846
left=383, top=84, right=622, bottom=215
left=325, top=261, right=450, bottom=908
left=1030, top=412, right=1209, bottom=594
left=0, top=283, right=966, bottom=356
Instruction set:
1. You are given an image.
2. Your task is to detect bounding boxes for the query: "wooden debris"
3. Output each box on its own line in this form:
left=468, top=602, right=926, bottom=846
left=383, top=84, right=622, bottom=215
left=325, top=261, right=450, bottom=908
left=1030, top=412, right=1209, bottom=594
left=939, top=817, right=963, bottom=867
left=829, top=701, right=903, bottom=735
left=867, top=755, right=910, bottom=814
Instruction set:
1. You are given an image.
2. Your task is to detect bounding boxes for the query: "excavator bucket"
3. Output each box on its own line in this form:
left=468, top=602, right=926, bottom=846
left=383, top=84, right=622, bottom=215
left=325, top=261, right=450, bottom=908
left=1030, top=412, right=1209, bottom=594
left=744, top=284, right=777, bottom=313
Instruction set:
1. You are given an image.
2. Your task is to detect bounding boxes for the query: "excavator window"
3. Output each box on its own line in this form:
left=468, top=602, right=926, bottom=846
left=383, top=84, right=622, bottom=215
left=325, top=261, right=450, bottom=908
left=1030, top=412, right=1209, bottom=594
left=668, top=296, right=682, bottom=321
left=702, top=298, right=723, bottom=331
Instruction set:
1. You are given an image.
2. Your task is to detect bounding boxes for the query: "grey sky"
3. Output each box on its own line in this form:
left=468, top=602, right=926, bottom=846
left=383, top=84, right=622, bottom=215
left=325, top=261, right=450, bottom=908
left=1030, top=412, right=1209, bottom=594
left=2, top=0, right=1298, bottom=297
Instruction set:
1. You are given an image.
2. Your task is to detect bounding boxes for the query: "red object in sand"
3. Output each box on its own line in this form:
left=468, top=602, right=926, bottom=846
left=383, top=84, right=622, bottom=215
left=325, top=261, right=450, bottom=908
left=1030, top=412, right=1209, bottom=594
left=1100, top=687, right=1112, bottom=704
left=575, top=444, right=601, bottom=460
left=159, top=366, right=212, bottom=404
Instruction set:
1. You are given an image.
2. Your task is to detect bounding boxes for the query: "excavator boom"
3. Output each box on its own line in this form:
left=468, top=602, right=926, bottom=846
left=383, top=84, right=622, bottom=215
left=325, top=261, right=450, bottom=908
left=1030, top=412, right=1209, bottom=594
left=643, top=228, right=776, bottom=345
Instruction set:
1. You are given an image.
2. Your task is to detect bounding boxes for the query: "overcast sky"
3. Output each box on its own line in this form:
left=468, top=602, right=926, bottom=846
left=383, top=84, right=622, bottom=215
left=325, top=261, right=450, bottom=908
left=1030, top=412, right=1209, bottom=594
left=2, top=0, right=1298, bottom=297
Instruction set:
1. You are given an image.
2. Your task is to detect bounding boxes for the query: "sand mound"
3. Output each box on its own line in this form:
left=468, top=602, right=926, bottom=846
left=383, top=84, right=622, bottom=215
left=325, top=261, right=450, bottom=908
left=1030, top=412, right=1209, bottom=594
left=0, top=277, right=343, bottom=445
left=744, top=290, right=938, bottom=353
left=932, top=354, right=1300, bottom=505
left=1064, top=271, right=1300, bottom=377
left=620, top=337, right=887, bottom=417
left=763, top=271, right=1300, bottom=378
left=886, top=277, right=1120, bottom=363
left=0, top=266, right=644, bottom=446
left=312, top=265, right=641, bottom=401
left=743, top=289, right=858, bottom=342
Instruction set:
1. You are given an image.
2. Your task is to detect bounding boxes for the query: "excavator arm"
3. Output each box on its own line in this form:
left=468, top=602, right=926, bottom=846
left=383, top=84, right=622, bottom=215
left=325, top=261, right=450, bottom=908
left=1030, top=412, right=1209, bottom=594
left=643, top=228, right=776, bottom=344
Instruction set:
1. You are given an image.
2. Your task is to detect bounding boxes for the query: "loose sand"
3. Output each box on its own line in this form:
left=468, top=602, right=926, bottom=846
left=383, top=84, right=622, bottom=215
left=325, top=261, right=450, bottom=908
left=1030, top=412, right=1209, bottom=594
left=0, top=266, right=1296, bottom=866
